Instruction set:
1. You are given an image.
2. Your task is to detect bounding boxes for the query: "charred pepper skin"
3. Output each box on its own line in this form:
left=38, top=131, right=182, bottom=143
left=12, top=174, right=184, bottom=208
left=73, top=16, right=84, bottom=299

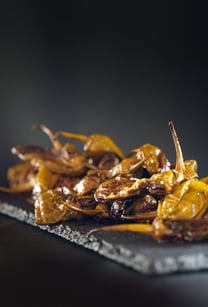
left=1, top=121, right=208, bottom=243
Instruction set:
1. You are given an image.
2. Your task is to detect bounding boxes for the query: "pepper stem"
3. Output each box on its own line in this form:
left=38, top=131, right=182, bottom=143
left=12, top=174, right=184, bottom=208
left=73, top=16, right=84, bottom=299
left=168, top=121, right=185, bottom=174
left=87, top=223, right=154, bottom=237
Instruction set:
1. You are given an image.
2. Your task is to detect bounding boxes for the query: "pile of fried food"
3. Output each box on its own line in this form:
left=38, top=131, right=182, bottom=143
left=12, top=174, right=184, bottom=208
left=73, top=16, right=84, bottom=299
left=1, top=122, right=208, bottom=242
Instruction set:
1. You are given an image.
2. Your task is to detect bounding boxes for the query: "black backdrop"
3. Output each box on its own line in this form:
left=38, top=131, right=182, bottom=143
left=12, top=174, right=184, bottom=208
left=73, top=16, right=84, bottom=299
left=0, top=1, right=207, bottom=179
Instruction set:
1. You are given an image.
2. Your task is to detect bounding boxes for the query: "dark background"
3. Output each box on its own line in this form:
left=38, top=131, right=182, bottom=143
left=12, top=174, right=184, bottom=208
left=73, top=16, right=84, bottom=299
left=0, top=1, right=208, bottom=181
left=1, top=1, right=208, bottom=307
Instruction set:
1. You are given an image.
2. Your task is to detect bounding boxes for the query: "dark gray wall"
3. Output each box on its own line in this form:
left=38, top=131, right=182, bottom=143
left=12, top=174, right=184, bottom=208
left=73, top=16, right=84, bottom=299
left=0, top=1, right=207, bottom=183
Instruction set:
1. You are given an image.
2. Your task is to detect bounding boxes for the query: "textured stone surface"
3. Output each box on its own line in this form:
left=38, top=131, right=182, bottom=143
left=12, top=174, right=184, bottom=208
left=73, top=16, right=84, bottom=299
left=1, top=193, right=208, bottom=275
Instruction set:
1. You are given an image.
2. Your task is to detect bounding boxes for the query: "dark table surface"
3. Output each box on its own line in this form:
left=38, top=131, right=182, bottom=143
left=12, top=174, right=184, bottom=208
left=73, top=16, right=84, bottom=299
left=1, top=213, right=208, bottom=307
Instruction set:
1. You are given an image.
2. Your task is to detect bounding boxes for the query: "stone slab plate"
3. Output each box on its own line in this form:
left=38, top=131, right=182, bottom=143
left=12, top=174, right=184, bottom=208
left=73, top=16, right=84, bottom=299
left=1, top=192, right=208, bottom=275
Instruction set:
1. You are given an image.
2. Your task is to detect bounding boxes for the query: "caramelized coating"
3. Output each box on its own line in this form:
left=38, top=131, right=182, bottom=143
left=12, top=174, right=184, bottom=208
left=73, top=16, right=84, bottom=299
left=12, top=144, right=93, bottom=176
left=2, top=121, right=208, bottom=243
left=157, top=179, right=208, bottom=220
left=0, top=162, right=36, bottom=193
left=94, top=175, right=172, bottom=202
left=32, top=167, right=59, bottom=198
left=54, top=130, right=124, bottom=160
left=152, top=217, right=208, bottom=242
left=128, top=143, right=171, bottom=175
left=35, top=188, right=84, bottom=225
left=73, top=170, right=107, bottom=196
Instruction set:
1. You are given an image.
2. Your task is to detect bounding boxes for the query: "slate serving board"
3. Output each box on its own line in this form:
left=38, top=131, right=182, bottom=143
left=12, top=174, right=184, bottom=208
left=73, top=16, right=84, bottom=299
left=1, top=192, right=208, bottom=275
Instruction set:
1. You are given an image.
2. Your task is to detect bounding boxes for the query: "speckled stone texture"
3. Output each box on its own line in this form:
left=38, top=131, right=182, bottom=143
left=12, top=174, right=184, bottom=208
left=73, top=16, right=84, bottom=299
left=1, top=193, right=208, bottom=275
